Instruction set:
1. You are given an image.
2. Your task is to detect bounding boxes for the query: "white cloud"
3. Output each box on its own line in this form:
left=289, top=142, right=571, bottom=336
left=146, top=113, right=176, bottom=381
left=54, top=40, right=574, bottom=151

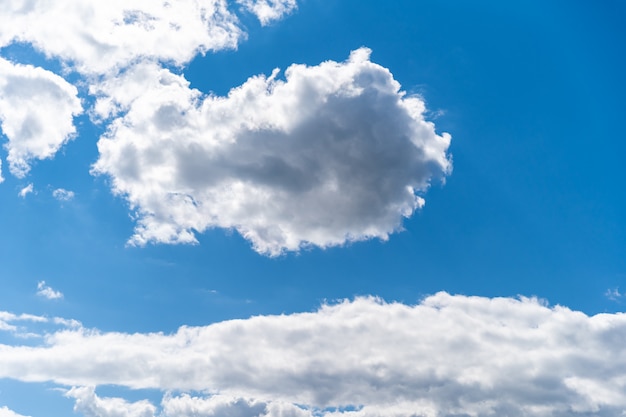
left=2, top=294, right=626, bottom=416
left=0, top=58, right=82, bottom=177
left=92, top=49, right=451, bottom=255
left=36, top=280, right=63, bottom=300
left=66, top=387, right=156, bottom=417
left=0, top=406, right=30, bottom=417
left=237, top=0, right=297, bottom=25
left=0, top=158, right=4, bottom=183
left=0, top=0, right=244, bottom=75
left=162, top=393, right=311, bottom=417
left=52, top=188, right=75, bottom=202
left=18, top=183, right=33, bottom=198
left=0, top=311, right=48, bottom=336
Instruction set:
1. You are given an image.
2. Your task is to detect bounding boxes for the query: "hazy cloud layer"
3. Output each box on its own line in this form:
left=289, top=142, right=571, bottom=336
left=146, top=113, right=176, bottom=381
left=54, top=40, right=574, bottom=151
left=0, top=58, right=82, bottom=177
left=2, top=294, right=626, bottom=416
left=92, top=49, right=451, bottom=255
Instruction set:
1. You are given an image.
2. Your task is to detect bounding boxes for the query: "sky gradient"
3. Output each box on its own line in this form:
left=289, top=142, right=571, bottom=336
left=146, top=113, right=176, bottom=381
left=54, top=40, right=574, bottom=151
left=0, top=1, right=625, bottom=416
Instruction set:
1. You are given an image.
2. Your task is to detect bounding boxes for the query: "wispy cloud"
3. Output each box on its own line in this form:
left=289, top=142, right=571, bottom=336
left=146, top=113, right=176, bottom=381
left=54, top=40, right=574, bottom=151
left=18, top=183, right=34, bottom=198
left=605, top=287, right=623, bottom=301
left=52, top=188, right=74, bottom=202
left=36, top=281, right=63, bottom=300
left=2, top=294, right=626, bottom=416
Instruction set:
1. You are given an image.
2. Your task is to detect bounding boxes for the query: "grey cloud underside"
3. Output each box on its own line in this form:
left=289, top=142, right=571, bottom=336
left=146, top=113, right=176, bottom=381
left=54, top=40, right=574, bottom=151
left=0, top=1, right=448, bottom=254
left=2, top=293, right=626, bottom=416
left=92, top=50, right=451, bottom=254
left=0, top=0, right=295, bottom=178
left=0, top=58, right=82, bottom=177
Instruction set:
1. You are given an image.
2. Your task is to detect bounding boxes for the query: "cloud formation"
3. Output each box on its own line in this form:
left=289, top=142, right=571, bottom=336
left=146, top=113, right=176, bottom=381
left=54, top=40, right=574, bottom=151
left=0, top=0, right=243, bottom=75
left=2, top=294, right=626, bottom=416
left=66, top=387, right=156, bottom=417
left=52, top=188, right=75, bottom=202
left=18, top=183, right=33, bottom=198
left=36, top=280, right=64, bottom=300
left=1, top=2, right=450, bottom=254
left=0, top=407, right=29, bottom=417
left=237, top=0, right=297, bottom=25
left=0, top=0, right=296, bottom=182
left=0, top=58, right=82, bottom=177
left=0, top=0, right=298, bottom=76
left=92, top=49, right=451, bottom=255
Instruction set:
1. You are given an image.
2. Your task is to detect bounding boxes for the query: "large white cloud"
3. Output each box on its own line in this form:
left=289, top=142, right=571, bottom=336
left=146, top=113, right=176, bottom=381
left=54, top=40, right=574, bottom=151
left=0, top=0, right=243, bottom=75
left=92, top=49, right=452, bottom=255
left=0, top=58, right=82, bottom=177
left=0, top=0, right=297, bottom=182
left=0, top=0, right=298, bottom=76
left=2, top=294, right=626, bottom=416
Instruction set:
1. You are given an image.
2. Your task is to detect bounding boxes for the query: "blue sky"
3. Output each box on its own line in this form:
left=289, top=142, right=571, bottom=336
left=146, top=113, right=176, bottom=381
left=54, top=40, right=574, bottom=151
left=0, top=1, right=625, bottom=416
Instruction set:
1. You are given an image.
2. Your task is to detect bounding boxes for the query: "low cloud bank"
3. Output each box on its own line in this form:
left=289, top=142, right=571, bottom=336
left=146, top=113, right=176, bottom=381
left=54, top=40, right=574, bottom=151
left=2, top=293, right=626, bottom=416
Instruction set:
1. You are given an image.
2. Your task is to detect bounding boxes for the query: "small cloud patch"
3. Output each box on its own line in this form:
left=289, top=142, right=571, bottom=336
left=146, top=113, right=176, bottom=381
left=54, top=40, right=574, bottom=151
left=52, top=188, right=75, bottom=201
left=18, top=183, right=33, bottom=198
left=36, top=280, right=63, bottom=300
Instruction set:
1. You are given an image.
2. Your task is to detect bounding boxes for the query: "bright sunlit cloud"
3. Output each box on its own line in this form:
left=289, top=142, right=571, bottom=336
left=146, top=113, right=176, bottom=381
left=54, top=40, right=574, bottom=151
left=2, top=294, right=626, bottom=416
left=92, top=49, right=451, bottom=255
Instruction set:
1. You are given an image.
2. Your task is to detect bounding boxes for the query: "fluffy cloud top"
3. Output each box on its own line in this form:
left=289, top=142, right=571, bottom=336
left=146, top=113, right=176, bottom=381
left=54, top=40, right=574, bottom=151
left=237, top=0, right=297, bottom=25
left=0, top=0, right=243, bottom=75
left=92, top=49, right=451, bottom=255
left=2, top=294, right=626, bottom=416
left=0, top=0, right=295, bottom=183
left=0, top=58, right=82, bottom=177
left=67, top=387, right=156, bottom=417
left=0, top=0, right=297, bottom=76
left=1, top=2, right=449, bottom=254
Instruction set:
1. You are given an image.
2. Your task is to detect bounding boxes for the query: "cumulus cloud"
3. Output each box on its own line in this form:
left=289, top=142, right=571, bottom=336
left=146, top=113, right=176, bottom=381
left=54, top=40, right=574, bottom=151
left=36, top=280, right=63, bottom=299
left=92, top=49, right=451, bottom=255
left=18, top=183, right=33, bottom=198
left=0, top=58, right=82, bottom=177
left=66, top=387, right=156, bottom=417
left=162, top=393, right=312, bottom=417
left=0, top=0, right=243, bottom=75
left=237, top=0, right=297, bottom=25
left=2, top=294, right=626, bottom=416
left=52, top=188, right=75, bottom=202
